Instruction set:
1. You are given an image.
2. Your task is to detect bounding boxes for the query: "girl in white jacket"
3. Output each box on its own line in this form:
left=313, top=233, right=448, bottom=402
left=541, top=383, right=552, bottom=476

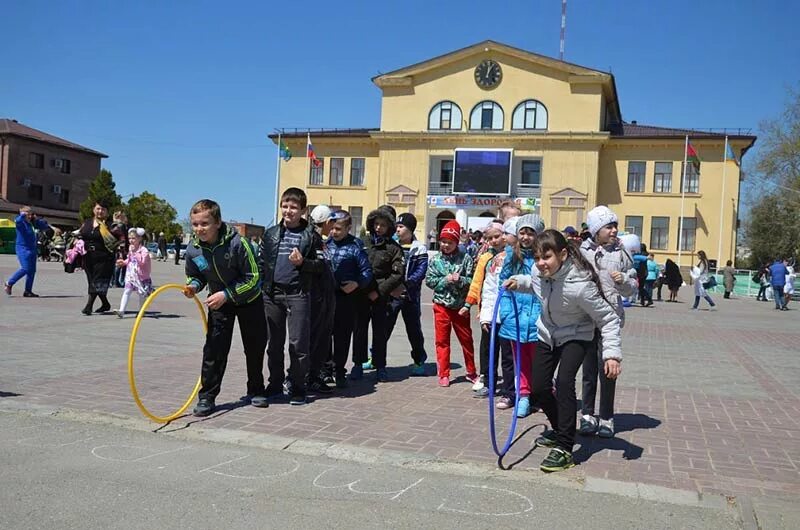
left=505, top=229, right=621, bottom=473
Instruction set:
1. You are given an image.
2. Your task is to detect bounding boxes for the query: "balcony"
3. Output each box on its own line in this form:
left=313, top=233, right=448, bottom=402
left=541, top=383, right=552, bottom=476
left=428, top=181, right=453, bottom=195
left=513, top=183, right=541, bottom=198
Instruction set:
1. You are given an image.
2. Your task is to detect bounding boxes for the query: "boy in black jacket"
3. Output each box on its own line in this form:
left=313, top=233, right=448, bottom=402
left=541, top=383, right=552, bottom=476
left=184, top=199, right=267, bottom=417
left=260, top=188, right=324, bottom=405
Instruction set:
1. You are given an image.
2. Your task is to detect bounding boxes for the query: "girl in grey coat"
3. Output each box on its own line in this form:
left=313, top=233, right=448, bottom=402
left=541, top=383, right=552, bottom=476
left=506, top=229, right=621, bottom=473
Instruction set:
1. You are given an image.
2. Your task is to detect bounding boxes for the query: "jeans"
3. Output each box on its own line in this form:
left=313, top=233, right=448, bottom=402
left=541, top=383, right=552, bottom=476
left=772, top=286, right=786, bottom=309
left=692, top=294, right=716, bottom=309
left=757, top=285, right=768, bottom=300
left=264, top=292, right=310, bottom=394
left=199, top=299, right=267, bottom=401
left=642, top=280, right=654, bottom=305
left=385, top=296, right=427, bottom=365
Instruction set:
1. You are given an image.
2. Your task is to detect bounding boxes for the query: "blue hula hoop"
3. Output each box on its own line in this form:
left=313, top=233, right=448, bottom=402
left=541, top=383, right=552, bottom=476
left=488, top=286, right=523, bottom=465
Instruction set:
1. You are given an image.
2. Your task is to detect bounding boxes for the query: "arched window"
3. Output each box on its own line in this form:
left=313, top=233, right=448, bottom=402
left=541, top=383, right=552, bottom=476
left=512, top=100, right=548, bottom=130
left=428, top=101, right=462, bottom=130
left=469, top=101, right=504, bottom=130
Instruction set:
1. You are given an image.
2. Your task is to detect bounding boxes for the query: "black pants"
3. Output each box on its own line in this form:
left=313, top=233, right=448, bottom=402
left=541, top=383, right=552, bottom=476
left=724, top=290, right=731, bottom=299
left=353, top=296, right=390, bottom=369
left=532, top=338, right=596, bottom=453
left=481, top=326, right=513, bottom=396
left=332, top=292, right=360, bottom=373
left=385, top=296, right=427, bottom=364
left=309, top=291, right=335, bottom=378
left=199, top=299, right=267, bottom=402
left=581, top=335, right=615, bottom=420
left=757, top=285, right=768, bottom=300
left=264, top=292, right=310, bottom=394
left=478, top=326, right=501, bottom=379
left=174, top=250, right=180, bottom=265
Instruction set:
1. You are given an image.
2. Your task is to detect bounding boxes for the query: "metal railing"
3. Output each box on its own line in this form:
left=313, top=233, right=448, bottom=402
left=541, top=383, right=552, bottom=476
left=704, top=269, right=798, bottom=299
left=513, top=183, right=541, bottom=198
left=428, top=181, right=452, bottom=195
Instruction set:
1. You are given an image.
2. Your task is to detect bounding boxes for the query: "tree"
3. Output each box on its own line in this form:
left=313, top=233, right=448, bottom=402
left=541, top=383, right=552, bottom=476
left=744, top=87, right=800, bottom=267
left=126, top=191, right=181, bottom=239
left=79, top=169, right=122, bottom=220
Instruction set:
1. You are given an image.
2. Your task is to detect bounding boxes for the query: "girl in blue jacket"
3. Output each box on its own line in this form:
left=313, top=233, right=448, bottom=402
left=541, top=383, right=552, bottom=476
left=498, top=214, right=544, bottom=418
left=4, top=206, right=50, bottom=297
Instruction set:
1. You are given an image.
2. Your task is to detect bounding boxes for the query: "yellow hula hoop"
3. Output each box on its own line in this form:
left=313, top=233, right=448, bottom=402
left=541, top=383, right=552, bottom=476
left=127, top=283, right=206, bottom=423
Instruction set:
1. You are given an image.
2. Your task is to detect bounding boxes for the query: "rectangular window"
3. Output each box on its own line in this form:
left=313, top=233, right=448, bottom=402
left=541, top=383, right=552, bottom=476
left=624, top=216, right=643, bottom=238
left=309, top=158, right=325, bottom=185
left=653, top=162, right=672, bottom=193
left=29, top=152, right=44, bottom=168
left=441, top=107, right=451, bottom=129
left=350, top=158, right=365, bottom=186
left=59, top=189, right=70, bottom=205
left=626, top=161, right=646, bottom=192
left=28, top=184, right=43, bottom=201
left=440, top=159, right=453, bottom=182
left=330, top=158, right=344, bottom=186
left=57, top=159, right=71, bottom=174
left=682, top=162, right=700, bottom=194
left=520, top=160, right=541, bottom=186
left=481, top=108, right=493, bottom=129
left=678, top=217, right=697, bottom=251
left=349, top=207, right=363, bottom=236
left=650, top=216, right=670, bottom=250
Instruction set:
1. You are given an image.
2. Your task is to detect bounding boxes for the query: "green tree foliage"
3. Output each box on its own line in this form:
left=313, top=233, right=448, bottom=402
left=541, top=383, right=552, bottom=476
left=126, top=191, right=181, bottom=238
left=745, top=88, right=800, bottom=267
left=79, top=169, right=122, bottom=220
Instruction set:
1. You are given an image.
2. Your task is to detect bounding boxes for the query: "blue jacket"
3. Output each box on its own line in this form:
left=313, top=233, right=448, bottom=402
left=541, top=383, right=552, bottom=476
left=401, top=239, right=428, bottom=302
left=646, top=258, right=659, bottom=281
left=498, top=245, right=541, bottom=343
left=633, top=254, right=648, bottom=282
left=769, top=261, right=788, bottom=287
left=15, top=214, right=50, bottom=252
left=328, top=234, right=373, bottom=289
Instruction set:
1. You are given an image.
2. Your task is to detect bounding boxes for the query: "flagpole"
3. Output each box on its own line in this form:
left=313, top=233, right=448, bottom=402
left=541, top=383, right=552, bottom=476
left=678, top=135, right=688, bottom=268
left=307, top=132, right=312, bottom=192
left=716, top=136, right=729, bottom=269
left=274, top=131, right=282, bottom=225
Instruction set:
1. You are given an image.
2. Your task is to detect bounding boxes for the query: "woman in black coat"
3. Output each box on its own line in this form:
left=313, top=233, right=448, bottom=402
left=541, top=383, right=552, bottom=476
left=664, top=258, right=682, bottom=303
left=79, top=200, right=123, bottom=315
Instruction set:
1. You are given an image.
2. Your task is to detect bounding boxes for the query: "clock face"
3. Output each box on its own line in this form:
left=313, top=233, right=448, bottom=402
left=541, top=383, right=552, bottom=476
left=474, top=60, right=502, bottom=89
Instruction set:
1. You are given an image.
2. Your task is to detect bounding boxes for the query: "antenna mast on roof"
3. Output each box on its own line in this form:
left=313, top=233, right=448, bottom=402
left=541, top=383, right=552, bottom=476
left=559, top=0, right=567, bottom=61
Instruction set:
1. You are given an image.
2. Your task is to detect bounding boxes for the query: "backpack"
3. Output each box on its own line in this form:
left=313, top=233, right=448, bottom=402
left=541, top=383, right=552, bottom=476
left=751, top=271, right=760, bottom=284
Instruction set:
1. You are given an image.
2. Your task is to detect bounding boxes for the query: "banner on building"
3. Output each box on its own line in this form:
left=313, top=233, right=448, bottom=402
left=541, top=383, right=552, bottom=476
left=427, top=195, right=539, bottom=210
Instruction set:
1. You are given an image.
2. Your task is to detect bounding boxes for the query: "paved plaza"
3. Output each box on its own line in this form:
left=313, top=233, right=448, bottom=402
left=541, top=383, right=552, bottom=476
left=1, top=255, right=799, bottom=510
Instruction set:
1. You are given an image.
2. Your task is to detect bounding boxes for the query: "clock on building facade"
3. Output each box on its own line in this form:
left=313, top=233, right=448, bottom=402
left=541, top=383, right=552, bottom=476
left=474, top=59, right=502, bottom=89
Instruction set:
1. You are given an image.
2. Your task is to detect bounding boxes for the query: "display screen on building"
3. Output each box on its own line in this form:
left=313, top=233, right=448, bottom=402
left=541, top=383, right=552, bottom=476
left=452, top=148, right=513, bottom=195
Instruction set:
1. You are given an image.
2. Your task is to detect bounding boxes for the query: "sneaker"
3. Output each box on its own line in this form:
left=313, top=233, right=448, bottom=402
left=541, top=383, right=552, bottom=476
left=94, top=303, right=111, bottom=313
left=540, top=448, right=575, bottom=473
left=334, top=371, right=348, bottom=389
left=289, top=393, right=307, bottom=406
left=466, top=373, right=479, bottom=385
left=192, top=399, right=215, bottom=417
left=410, top=363, right=426, bottom=377
left=362, top=358, right=374, bottom=370
left=473, top=387, right=490, bottom=398
left=472, top=375, right=485, bottom=391
left=438, top=376, right=450, bottom=387
left=22, top=291, right=39, bottom=298
left=350, top=364, right=363, bottom=380
left=515, top=396, right=532, bottom=418
left=598, top=418, right=615, bottom=438
left=282, top=380, right=293, bottom=396
left=264, top=384, right=284, bottom=400
left=496, top=396, right=513, bottom=410
left=250, top=395, right=269, bottom=408
left=578, top=414, right=598, bottom=436
left=308, top=377, right=334, bottom=394
left=3, top=282, right=11, bottom=296
left=535, top=429, right=558, bottom=448
left=376, top=368, right=389, bottom=383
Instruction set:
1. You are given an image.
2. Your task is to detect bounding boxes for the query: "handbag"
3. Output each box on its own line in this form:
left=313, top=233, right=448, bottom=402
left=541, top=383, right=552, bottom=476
left=702, top=276, right=718, bottom=290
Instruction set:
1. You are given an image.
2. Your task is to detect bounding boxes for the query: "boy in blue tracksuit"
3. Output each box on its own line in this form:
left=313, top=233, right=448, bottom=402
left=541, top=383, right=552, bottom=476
left=385, top=213, right=429, bottom=376
left=5, top=206, right=51, bottom=297
left=183, top=199, right=267, bottom=417
left=327, top=210, right=373, bottom=388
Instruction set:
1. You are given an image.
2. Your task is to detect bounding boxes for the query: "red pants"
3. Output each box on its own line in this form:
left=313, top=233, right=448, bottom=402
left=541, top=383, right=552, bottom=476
left=433, top=303, right=476, bottom=378
left=511, top=342, right=536, bottom=397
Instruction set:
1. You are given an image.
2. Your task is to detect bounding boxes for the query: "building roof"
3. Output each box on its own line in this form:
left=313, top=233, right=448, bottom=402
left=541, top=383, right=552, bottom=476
left=0, top=199, right=80, bottom=221
left=610, top=121, right=755, bottom=140
left=0, top=119, right=108, bottom=157
left=268, top=128, right=375, bottom=140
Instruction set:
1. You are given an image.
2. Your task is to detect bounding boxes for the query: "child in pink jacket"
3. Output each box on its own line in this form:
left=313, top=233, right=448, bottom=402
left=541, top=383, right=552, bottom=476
left=115, top=228, right=153, bottom=318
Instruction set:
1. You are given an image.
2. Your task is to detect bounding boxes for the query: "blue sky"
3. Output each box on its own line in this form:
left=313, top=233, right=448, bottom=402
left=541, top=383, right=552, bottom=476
left=2, top=0, right=798, bottom=225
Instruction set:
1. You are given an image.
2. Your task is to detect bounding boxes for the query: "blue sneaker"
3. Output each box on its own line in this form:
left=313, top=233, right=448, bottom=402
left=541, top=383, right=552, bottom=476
left=410, top=363, right=425, bottom=376
left=362, top=357, right=374, bottom=370
left=350, top=364, right=363, bottom=380
left=516, top=396, right=531, bottom=418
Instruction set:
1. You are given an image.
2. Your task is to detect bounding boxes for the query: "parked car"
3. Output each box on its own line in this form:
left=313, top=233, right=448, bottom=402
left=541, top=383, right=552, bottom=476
left=146, top=242, right=159, bottom=258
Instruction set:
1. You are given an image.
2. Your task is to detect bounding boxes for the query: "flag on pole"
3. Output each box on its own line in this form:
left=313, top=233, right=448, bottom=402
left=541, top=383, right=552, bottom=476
left=279, top=140, right=292, bottom=162
left=725, top=143, right=739, bottom=167
left=307, top=134, right=321, bottom=167
left=686, top=141, right=701, bottom=172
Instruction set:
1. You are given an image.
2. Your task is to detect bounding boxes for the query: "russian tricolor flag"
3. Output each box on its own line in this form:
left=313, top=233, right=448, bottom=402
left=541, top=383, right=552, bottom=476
left=307, top=133, right=321, bottom=167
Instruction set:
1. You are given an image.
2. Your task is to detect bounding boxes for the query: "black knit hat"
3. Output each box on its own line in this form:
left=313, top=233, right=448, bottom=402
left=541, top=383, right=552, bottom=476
left=396, top=213, right=417, bottom=232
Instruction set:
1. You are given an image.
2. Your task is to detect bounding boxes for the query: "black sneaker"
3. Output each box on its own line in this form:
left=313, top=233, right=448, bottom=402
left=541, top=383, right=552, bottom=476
left=308, top=377, right=334, bottom=394
left=22, top=291, right=39, bottom=298
left=192, top=399, right=215, bottom=417
left=376, top=368, right=389, bottom=383
left=334, top=370, right=348, bottom=389
left=282, top=380, right=293, bottom=396
left=289, top=393, right=307, bottom=406
left=264, top=384, right=284, bottom=399
left=250, top=395, right=269, bottom=408
left=540, top=448, right=575, bottom=473
left=94, top=303, right=111, bottom=313
left=3, top=282, right=11, bottom=296
left=535, top=429, right=558, bottom=448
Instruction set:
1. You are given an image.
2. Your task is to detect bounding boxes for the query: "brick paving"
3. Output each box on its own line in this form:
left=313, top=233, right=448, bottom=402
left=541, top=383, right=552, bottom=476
left=1, top=255, right=799, bottom=500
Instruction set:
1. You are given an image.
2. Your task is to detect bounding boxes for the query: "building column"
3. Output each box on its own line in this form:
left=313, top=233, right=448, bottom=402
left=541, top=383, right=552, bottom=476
left=456, top=209, right=468, bottom=229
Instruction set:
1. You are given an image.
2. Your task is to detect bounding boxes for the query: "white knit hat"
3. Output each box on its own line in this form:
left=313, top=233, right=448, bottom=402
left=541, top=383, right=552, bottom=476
left=619, top=233, right=641, bottom=254
left=516, top=213, right=545, bottom=235
left=586, top=205, right=618, bottom=236
left=503, top=216, right=519, bottom=235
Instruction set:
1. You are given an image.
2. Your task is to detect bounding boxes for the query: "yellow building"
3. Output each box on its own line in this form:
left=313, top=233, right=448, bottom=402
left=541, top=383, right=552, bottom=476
left=271, top=40, right=756, bottom=268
